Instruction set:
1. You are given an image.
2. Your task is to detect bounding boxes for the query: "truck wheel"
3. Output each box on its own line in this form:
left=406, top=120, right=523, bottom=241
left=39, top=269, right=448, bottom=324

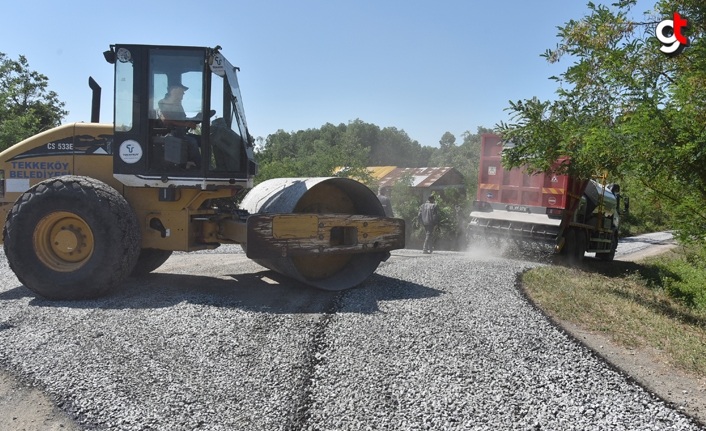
left=597, top=231, right=618, bottom=261
left=3, top=176, right=141, bottom=300
left=131, top=249, right=173, bottom=276
left=563, top=228, right=586, bottom=265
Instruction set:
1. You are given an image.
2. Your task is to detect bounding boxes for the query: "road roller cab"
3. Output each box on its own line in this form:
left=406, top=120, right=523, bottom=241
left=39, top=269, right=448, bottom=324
left=105, top=44, right=258, bottom=191
left=0, top=44, right=405, bottom=300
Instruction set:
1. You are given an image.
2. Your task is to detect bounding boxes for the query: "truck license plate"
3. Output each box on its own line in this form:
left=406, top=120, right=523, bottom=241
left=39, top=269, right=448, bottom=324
left=506, top=205, right=529, bottom=213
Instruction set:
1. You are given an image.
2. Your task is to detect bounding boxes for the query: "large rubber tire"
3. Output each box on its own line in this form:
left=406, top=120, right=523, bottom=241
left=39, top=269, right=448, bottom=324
left=562, top=228, right=586, bottom=265
left=560, top=229, right=574, bottom=256
left=131, top=249, right=173, bottom=276
left=3, top=176, right=141, bottom=300
left=597, top=230, right=618, bottom=261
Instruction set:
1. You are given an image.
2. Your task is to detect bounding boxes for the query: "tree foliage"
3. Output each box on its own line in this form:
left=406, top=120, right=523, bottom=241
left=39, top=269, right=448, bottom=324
left=255, top=119, right=434, bottom=184
left=498, top=0, right=706, bottom=242
left=0, top=53, right=67, bottom=151
left=389, top=174, right=467, bottom=250
left=429, top=126, right=490, bottom=198
left=256, top=120, right=488, bottom=202
left=256, top=121, right=491, bottom=250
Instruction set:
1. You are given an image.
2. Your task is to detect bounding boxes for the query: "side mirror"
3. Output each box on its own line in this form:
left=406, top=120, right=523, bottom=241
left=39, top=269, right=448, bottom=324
left=103, top=49, right=116, bottom=64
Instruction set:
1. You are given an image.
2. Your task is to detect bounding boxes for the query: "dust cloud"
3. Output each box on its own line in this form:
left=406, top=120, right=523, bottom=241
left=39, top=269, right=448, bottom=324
left=461, top=225, right=556, bottom=263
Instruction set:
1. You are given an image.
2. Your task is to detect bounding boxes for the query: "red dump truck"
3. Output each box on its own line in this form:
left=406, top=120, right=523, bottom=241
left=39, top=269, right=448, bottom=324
left=468, top=133, right=627, bottom=261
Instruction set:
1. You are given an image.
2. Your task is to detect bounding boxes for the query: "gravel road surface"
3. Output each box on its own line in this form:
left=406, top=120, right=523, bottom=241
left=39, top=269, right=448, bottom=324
left=613, top=231, right=677, bottom=259
left=0, top=240, right=702, bottom=430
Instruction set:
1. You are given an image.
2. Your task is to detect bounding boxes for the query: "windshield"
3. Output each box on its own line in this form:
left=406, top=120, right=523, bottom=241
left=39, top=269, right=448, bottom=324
left=208, top=52, right=254, bottom=173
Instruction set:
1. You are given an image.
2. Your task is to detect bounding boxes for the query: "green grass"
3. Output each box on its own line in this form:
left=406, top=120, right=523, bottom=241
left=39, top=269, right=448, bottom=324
left=522, top=245, right=706, bottom=376
left=650, top=246, right=706, bottom=310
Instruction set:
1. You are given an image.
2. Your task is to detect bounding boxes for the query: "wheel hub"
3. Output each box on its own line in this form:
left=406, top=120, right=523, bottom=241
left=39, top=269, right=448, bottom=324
left=53, top=229, right=78, bottom=251
left=51, top=224, right=87, bottom=259
left=34, top=211, right=94, bottom=271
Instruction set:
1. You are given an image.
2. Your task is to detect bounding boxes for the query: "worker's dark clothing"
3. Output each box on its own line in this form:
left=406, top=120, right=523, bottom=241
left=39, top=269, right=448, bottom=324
left=158, top=99, right=202, bottom=167
left=378, top=194, right=393, bottom=217
left=418, top=201, right=439, bottom=253
left=158, top=99, right=188, bottom=122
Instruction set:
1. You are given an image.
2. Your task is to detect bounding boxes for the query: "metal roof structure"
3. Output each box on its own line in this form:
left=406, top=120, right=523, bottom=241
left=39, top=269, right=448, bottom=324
left=369, top=166, right=465, bottom=191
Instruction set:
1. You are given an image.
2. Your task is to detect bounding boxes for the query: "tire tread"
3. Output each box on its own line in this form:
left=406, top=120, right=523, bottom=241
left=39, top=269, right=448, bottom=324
left=3, top=176, right=140, bottom=299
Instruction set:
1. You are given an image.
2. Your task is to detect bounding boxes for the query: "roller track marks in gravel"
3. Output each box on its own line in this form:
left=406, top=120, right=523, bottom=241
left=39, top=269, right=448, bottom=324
left=287, top=291, right=344, bottom=431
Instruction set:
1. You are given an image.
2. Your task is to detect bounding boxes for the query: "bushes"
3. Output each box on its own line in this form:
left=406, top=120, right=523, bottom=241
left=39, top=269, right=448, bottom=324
left=389, top=174, right=470, bottom=251
left=649, top=244, right=706, bottom=310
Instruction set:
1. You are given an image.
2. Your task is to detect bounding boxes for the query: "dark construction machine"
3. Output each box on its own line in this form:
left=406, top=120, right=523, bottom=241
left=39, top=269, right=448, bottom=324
left=468, top=133, right=628, bottom=261
left=0, top=44, right=405, bottom=300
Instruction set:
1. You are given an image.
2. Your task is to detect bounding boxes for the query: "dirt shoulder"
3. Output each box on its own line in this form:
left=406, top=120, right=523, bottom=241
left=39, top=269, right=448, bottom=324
left=543, top=243, right=706, bottom=427
left=0, top=370, right=81, bottom=431
left=556, top=318, right=706, bottom=425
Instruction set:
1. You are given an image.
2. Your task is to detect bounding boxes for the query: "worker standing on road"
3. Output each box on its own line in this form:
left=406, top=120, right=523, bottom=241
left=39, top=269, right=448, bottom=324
left=377, top=187, right=394, bottom=217
left=418, top=195, right=439, bottom=254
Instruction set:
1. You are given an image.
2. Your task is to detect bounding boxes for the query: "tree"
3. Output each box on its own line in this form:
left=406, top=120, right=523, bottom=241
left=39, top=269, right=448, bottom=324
left=497, top=0, right=706, bottom=243
left=0, top=53, right=67, bottom=150
left=429, top=127, right=489, bottom=200
left=390, top=173, right=422, bottom=246
left=254, top=121, right=495, bottom=250
left=439, top=131, right=456, bottom=150
left=255, top=119, right=433, bottom=184
left=255, top=123, right=370, bottom=183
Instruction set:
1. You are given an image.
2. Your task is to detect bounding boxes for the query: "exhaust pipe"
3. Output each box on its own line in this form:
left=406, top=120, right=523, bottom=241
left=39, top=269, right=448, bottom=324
left=88, top=77, right=101, bottom=123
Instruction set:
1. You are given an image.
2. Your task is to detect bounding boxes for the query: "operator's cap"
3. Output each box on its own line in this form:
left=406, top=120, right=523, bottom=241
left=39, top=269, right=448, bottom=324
left=169, top=83, right=189, bottom=91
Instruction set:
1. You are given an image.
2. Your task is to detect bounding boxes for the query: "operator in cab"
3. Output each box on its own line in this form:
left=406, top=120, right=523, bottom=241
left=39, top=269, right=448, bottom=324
left=158, top=83, right=202, bottom=168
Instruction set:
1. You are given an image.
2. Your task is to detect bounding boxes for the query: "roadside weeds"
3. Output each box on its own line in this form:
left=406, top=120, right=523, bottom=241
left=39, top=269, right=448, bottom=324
left=522, top=247, right=706, bottom=427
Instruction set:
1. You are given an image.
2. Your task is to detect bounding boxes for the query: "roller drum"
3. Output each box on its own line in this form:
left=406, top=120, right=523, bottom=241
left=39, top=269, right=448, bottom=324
left=240, top=177, right=388, bottom=290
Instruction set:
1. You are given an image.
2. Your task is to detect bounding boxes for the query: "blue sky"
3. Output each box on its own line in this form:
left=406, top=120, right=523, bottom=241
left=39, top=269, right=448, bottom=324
left=1, top=1, right=655, bottom=148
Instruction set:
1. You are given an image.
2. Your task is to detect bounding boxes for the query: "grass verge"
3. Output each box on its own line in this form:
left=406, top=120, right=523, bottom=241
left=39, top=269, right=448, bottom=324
left=522, top=245, right=706, bottom=376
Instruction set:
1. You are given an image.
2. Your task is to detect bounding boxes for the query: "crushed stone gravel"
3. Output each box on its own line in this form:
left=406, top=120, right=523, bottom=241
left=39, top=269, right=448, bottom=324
left=0, top=245, right=702, bottom=430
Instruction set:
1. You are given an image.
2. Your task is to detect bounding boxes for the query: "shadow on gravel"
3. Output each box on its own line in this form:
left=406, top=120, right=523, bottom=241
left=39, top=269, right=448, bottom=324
left=0, top=286, right=34, bottom=300
left=17, top=271, right=334, bottom=314
left=340, top=273, right=443, bottom=313
left=367, top=274, right=441, bottom=301
left=6, top=271, right=440, bottom=315
left=569, top=257, right=680, bottom=288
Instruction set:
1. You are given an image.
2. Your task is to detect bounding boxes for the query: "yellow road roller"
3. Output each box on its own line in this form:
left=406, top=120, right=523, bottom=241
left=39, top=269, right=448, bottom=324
left=0, top=44, right=405, bottom=300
